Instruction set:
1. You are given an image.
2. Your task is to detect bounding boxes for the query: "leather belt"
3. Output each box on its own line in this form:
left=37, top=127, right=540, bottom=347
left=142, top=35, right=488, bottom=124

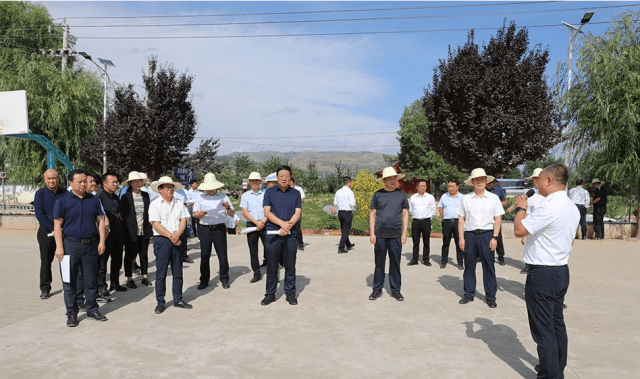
left=64, top=236, right=98, bottom=244
left=528, top=264, right=567, bottom=269
left=466, top=229, right=493, bottom=235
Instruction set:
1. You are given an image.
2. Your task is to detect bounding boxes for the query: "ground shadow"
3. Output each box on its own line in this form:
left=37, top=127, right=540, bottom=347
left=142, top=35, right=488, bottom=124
left=274, top=274, right=311, bottom=299
left=497, top=276, right=526, bottom=301
left=463, top=317, right=538, bottom=378
left=503, top=256, right=527, bottom=271
left=437, top=274, right=486, bottom=302
left=365, top=273, right=392, bottom=295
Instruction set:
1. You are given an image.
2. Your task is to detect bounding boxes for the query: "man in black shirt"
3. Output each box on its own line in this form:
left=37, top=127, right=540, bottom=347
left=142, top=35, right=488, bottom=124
left=368, top=167, right=409, bottom=301
left=590, top=178, right=607, bottom=240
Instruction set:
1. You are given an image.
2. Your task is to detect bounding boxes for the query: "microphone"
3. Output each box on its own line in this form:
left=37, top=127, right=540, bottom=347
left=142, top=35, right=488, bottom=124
left=507, top=189, right=536, bottom=212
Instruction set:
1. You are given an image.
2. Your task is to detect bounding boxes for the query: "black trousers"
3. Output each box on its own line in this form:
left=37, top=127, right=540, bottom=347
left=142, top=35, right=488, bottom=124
left=123, top=234, right=150, bottom=277
left=337, top=211, right=353, bottom=250
left=265, top=234, right=297, bottom=295
left=462, top=231, right=497, bottom=301
left=199, top=223, right=229, bottom=284
left=37, top=226, right=56, bottom=293
left=62, top=239, right=99, bottom=316
left=373, top=237, right=402, bottom=293
left=294, top=218, right=304, bottom=247
left=246, top=221, right=266, bottom=275
left=441, top=218, right=463, bottom=265
left=593, top=205, right=606, bottom=239
left=98, top=228, right=124, bottom=290
left=411, top=218, right=431, bottom=262
left=526, top=265, right=570, bottom=379
left=575, top=204, right=587, bottom=239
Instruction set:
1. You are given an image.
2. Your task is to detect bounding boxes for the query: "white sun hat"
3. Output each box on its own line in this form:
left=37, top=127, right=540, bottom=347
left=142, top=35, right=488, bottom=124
left=464, top=168, right=495, bottom=186
left=151, top=176, right=184, bottom=193
left=247, top=172, right=263, bottom=182
left=198, top=173, right=225, bottom=191
left=377, top=166, right=406, bottom=181
left=527, top=168, right=543, bottom=179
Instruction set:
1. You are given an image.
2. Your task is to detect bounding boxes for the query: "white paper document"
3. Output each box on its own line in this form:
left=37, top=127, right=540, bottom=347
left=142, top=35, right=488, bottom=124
left=241, top=227, right=257, bottom=234
left=61, top=255, right=71, bottom=283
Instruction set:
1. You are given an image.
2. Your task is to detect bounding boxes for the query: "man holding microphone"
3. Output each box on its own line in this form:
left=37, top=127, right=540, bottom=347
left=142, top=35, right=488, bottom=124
left=514, top=163, right=579, bottom=379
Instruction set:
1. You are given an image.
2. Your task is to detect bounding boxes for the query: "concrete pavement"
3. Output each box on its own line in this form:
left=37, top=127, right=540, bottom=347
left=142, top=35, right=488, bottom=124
left=0, top=229, right=638, bottom=378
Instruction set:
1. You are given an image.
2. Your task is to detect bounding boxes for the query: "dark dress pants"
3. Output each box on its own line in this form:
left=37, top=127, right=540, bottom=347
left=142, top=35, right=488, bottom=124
left=124, top=234, right=150, bottom=277
left=199, top=223, right=229, bottom=285
left=62, top=239, right=99, bottom=315
left=593, top=205, right=606, bottom=239
left=462, top=231, right=497, bottom=301
left=441, top=218, right=463, bottom=265
left=525, top=265, right=570, bottom=379
left=246, top=221, right=266, bottom=275
left=265, top=234, right=297, bottom=295
left=411, top=218, right=431, bottom=263
left=153, top=236, right=184, bottom=304
left=495, top=227, right=505, bottom=263
left=37, top=226, right=56, bottom=293
left=98, top=230, right=124, bottom=289
left=576, top=204, right=587, bottom=239
left=337, top=211, right=353, bottom=250
left=294, top=219, right=304, bottom=247
left=373, top=237, right=402, bottom=294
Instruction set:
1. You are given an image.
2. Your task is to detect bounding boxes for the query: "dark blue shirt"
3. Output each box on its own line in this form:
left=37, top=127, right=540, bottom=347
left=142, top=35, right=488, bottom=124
left=53, top=191, right=105, bottom=239
left=370, top=188, right=409, bottom=238
left=263, top=186, right=302, bottom=234
left=594, top=186, right=607, bottom=206
left=488, top=184, right=506, bottom=201
left=34, top=186, right=67, bottom=232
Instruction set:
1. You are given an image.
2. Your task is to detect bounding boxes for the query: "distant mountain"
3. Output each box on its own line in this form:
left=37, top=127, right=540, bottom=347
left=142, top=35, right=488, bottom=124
left=219, top=150, right=390, bottom=175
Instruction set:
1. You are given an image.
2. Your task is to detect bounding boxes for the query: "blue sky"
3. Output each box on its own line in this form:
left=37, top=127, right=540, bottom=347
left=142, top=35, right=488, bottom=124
left=42, top=1, right=639, bottom=156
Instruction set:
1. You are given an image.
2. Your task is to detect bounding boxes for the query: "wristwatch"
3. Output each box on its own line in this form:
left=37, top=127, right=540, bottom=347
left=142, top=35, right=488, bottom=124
left=514, top=207, right=527, bottom=214
left=492, top=235, right=498, bottom=240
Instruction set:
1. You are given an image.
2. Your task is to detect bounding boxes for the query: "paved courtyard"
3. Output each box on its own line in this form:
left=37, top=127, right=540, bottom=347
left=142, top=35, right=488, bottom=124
left=0, top=229, right=637, bottom=378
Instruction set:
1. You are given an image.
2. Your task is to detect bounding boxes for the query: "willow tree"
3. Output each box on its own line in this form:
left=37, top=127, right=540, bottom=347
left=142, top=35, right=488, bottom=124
left=564, top=10, right=640, bottom=198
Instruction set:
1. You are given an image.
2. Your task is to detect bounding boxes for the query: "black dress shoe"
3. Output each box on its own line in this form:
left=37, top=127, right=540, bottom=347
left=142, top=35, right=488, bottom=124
left=260, top=261, right=267, bottom=268
left=40, top=291, right=51, bottom=300
left=286, top=294, right=298, bottom=305
left=487, top=300, right=497, bottom=308
left=498, top=260, right=506, bottom=266
left=126, top=280, right=137, bottom=289
left=459, top=297, right=474, bottom=304
left=95, top=295, right=113, bottom=304
left=155, top=303, right=165, bottom=314
left=110, top=284, right=127, bottom=292
left=77, top=299, right=85, bottom=309
left=440, top=263, right=447, bottom=269
left=337, top=249, right=348, bottom=254
left=261, top=294, right=276, bottom=306
left=183, top=256, right=194, bottom=264
left=197, top=282, right=208, bottom=290
left=222, top=282, right=231, bottom=289
left=87, top=311, right=108, bottom=322
left=174, top=300, right=193, bottom=309
left=534, top=364, right=540, bottom=373
left=407, top=260, right=419, bottom=266
left=66, top=314, right=78, bottom=327
left=298, top=244, right=305, bottom=251
left=458, top=264, right=464, bottom=270
left=250, top=275, right=262, bottom=283
left=422, top=261, right=432, bottom=267
left=347, top=244, right=355, bottom=250
left=368, top=290, right=382, bottom=300
left=391, top=292, right=404, bottom=301
left=141, top=278, right=152, bottom=287
left=99, top=289, right=110, bottom=298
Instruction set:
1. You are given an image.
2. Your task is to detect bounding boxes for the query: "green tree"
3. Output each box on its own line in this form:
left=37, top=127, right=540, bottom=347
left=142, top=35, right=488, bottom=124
left=425, top=21, right=563, bottom=175
left=182, top=137, right=225, bottom=175
left=351, top=169, right=383, bottom=222
left=564, top=10, right=640, bottom=198
left=0, top=2, right=103, bottom=185
left=397, top=99, right=465, bottom=197
left=81, top=56, right=197, bottom=179
left=261, top=156, right=287, bottom=175
left=302, top=161, right=323, bottom=194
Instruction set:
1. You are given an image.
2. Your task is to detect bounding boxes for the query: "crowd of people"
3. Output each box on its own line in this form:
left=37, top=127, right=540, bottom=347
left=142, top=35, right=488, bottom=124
left=33, top=162, right=606, bottom=378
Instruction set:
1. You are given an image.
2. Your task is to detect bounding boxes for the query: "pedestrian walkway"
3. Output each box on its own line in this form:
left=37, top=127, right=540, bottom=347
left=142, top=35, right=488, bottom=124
left=0, top=229, right=637, bottom=378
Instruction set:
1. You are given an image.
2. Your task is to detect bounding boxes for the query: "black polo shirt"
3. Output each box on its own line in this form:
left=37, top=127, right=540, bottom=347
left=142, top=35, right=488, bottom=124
left=263, top=186, right=301, bottom=234
left=594, top=186, right=607, bottom=206
left=53, top=191, right=105, bottom=239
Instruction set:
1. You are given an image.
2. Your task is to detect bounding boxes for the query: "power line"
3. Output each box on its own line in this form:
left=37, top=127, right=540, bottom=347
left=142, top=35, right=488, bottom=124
left=67, top=4, right=638, bottom=28
left=52, top=1, right=560, bottom=20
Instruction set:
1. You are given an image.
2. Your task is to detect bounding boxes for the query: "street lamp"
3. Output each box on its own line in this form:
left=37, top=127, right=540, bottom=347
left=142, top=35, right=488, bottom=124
left=562, top=12, right=594, bottom=90
left=79, top=52, right=115, bottom=174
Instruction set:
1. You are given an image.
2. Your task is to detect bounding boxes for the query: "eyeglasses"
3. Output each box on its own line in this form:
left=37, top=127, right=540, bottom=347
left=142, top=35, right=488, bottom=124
left=159, top=185, right=175, bottom=190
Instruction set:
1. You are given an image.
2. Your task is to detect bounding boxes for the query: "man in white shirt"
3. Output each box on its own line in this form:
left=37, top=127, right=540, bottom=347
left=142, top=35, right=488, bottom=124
left=408, top=179, right=436, bottom=266
left=148, top=176, right=192, bottom=314
left=291, top=177, right=306, bottom=251
left=519, top=168, right=544, bottom=274
left=514, top=163, right=579, bottom=379
left=568, top=179, right=590, bottom=240
left=437, top=179, right=464, bottom=270
left=193, top=173, right=235, bottom=290
left=241, top=172, right=267, bottom=282
left=458, top=168, right=504, bottom=308
left=333, top=176, right=356, bottom=254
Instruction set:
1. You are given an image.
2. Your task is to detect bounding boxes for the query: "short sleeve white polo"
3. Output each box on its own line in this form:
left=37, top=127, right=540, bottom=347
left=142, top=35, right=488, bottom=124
left=149, top=197, right=190, bottom=236
left=459, top=191, right=505, bottom=231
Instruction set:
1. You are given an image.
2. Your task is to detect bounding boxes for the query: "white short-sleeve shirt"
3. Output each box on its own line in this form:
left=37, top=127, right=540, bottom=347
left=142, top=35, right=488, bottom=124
left=521, top=190, right=580, bottom=266
left=148, top=196, right=190, bottom=236
left=459, top=191, right=505, bottom=231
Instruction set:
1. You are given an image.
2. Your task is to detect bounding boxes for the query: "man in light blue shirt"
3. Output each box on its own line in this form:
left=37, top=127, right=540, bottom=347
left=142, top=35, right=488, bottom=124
left=240, top=172, right=267, bottom=283
left=437, top=178, right=464, bottom=270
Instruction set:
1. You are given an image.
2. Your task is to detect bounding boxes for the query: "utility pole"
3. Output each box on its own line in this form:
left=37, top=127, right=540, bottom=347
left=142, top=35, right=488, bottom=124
left=61, top=19, right=69, bottom=73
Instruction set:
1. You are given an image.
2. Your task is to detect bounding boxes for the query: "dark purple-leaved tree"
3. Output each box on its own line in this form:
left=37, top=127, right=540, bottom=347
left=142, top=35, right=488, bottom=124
left=424, top=21, right=563, bottom=175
